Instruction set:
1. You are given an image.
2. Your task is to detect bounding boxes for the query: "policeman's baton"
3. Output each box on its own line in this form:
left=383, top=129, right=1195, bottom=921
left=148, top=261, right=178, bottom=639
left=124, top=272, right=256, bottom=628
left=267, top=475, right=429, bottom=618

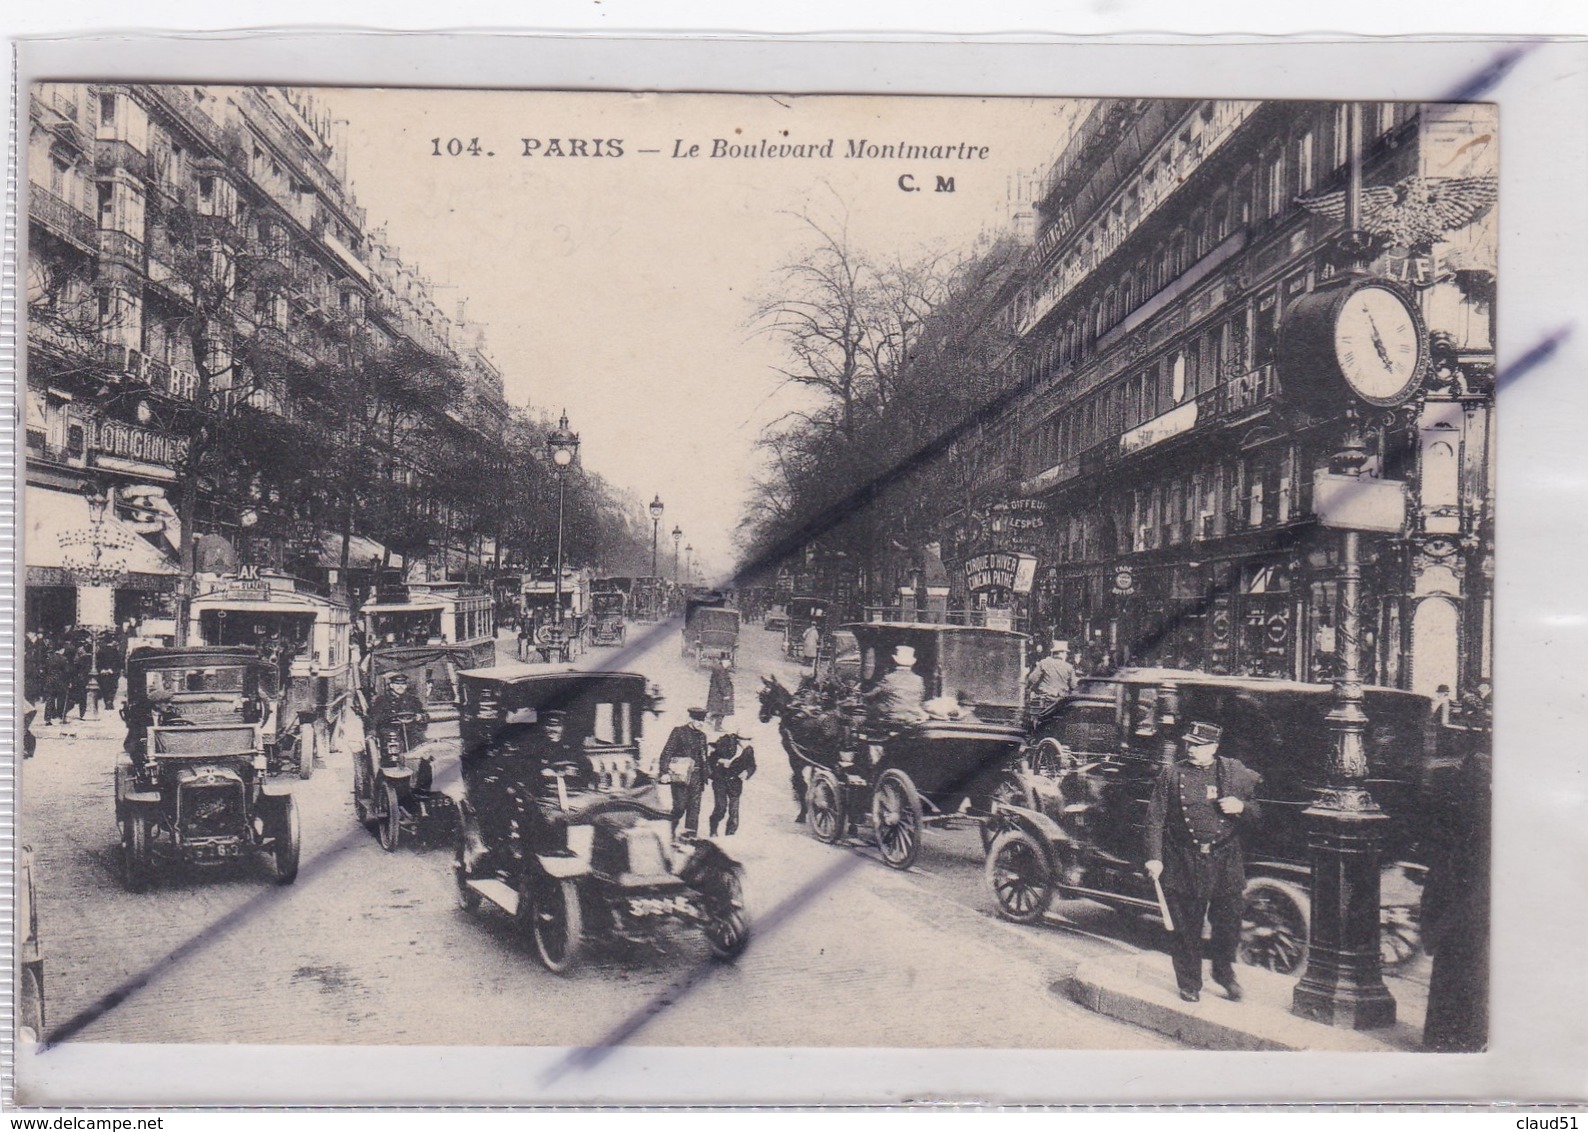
left=1151, top=873, right=1176, bottom=933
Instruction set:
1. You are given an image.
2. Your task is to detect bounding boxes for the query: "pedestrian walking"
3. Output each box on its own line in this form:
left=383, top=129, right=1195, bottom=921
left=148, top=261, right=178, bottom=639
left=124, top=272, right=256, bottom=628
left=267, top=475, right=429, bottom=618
left=1144, top=721, right=1263, bottom=1003
left=95, top=631, right=124, bottom=711
left=43, top=642, right=71, bottom=724
left=24, top=631, right=45, bottom=704
left=68, top=639, right=93, bottom=721
left=707, top=725, right=757, bottom=837
left=660, top=707, right=710, bottom=837
left=801, top=618, right=821, bottom=669
left=706, top=657, right=735, bottom=731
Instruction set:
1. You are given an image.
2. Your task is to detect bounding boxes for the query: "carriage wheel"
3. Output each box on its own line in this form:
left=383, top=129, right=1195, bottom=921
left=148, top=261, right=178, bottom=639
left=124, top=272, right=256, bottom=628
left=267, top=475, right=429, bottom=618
left=524, top=874, right=584, bottom=974
left=986, top=828, right=1054, bottom=924
left=1029, top=737, right=1069, bottom=779
left=979, top=773, right=1031, bottom=852
left=807, top=771, right=844, bottom=845
left=377, top=780, right=402, bottom=852
left=1240, top=877, right=1310, bottom=975
left=297, top=721, right=317, bottom=780
left=871, top=769, right=923, bottom=870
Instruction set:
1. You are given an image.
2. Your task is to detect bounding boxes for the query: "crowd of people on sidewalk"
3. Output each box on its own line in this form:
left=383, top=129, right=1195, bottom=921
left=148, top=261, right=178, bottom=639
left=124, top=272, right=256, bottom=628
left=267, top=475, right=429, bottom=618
left=24, top=626, right=129, bottom=725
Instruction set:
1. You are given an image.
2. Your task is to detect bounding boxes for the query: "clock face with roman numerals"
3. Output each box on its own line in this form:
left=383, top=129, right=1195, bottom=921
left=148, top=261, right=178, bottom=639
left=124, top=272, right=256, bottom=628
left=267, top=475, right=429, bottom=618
left=1332, top=284, right=1423, bottom=404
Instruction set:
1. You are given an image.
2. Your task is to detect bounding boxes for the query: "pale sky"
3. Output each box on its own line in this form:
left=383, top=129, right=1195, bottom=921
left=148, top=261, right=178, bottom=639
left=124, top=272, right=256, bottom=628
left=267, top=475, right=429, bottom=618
left=325, top=89, right=1085, bottom=579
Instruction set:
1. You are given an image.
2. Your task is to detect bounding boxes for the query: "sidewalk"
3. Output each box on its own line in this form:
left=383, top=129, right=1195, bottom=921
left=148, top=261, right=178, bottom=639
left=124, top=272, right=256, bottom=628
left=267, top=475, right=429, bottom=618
left=1062, top=953, right=1432, bottom=1052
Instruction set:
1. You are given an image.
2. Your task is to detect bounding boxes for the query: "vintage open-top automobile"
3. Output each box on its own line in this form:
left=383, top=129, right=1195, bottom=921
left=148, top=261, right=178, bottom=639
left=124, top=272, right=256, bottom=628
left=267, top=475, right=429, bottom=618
left=984, top=668, right=1444, bottom=973
left=352, top=687, right=454, bottom=853
left=451, top=664, right=750, bottom=973
left=760, top=622, right=1030, bottom=871
left=116, top=646, right=301, bottom=891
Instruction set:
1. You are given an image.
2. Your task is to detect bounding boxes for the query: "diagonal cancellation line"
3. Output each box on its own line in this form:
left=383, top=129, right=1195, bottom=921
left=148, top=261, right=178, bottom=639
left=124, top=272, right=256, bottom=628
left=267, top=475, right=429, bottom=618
left=34, top=300, right=1572, bottom=1052
left=540, top=851, right=868, bottom=1085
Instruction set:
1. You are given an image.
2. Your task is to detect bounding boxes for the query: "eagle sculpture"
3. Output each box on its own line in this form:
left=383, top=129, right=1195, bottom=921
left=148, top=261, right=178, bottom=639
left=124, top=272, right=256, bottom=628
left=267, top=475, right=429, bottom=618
left=1296, top=175, right=1498, bottom=248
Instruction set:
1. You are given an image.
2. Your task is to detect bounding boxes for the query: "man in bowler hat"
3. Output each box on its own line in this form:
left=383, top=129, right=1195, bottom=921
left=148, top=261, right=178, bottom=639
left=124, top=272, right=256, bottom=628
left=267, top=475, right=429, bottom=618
left=1144, top=721, right=1263, bottom=1003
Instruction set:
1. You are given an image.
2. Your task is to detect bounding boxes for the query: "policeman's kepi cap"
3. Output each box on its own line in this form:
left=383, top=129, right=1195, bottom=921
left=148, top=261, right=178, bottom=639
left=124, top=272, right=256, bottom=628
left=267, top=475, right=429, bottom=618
left=387, top=672, right=409, bottom=684
left=541, top=709, right=568, bottom=726
left=1183, top=721, right=1222, bottom=746
left=687, top=707, right=708, bottom=720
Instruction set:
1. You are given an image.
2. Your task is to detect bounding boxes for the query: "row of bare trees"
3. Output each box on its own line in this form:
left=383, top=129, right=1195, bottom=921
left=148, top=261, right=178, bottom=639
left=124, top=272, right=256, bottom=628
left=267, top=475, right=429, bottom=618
left=29, top=185, right=657, bottom=625
left=738, top=208, right=1025, bottom=594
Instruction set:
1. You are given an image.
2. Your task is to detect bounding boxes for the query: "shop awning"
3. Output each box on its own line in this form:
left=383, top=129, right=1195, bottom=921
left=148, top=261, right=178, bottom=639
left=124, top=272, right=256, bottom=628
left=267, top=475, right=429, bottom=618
left=317, top=530, right=403, bottom=571
left=25, top=486, right=180, bottom=578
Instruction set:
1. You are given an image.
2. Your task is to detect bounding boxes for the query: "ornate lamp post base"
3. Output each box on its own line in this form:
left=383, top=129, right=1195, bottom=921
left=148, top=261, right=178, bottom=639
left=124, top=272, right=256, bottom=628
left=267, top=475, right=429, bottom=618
left=1291, top=789, right=1398, bottom=1030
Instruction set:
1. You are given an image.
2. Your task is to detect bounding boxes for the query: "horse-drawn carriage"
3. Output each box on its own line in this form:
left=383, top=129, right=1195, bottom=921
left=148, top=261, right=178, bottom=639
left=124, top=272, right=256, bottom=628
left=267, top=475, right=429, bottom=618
left=189, top=569, right=354, bottom=780
left=759, top=622, right=1030, bottom=870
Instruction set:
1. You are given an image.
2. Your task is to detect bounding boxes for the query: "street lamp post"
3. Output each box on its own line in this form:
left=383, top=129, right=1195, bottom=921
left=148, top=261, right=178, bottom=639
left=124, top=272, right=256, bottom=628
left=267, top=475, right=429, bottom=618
left=63, top=485, right=127, bottom=720
left=547, top=411, right=581, bottom=634
left=685, top=544, right=693, bottom=588
left=649, top=495, right=665, bottom=576
left=671, top=525, right=683, bottom=584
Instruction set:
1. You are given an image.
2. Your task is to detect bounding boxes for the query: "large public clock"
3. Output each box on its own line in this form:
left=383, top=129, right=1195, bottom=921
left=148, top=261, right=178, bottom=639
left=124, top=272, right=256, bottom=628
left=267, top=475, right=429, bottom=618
left=1277, top=275, right=1428, bottom=411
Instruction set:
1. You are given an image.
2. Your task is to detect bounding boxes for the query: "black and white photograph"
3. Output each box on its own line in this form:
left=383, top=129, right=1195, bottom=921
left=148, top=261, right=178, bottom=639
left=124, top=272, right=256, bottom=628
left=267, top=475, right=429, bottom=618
left=8, top=55, right=1536, bottom=1104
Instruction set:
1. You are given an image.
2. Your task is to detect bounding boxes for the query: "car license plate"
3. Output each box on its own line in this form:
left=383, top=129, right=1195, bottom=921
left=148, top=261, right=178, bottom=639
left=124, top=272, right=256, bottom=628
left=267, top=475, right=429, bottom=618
left=628, top=895, right=691, bottom=917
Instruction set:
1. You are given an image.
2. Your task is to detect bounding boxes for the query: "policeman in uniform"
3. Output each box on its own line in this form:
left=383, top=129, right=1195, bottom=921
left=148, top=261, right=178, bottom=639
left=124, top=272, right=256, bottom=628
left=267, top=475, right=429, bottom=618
left=1144, top=721, right=1262, bottom=1003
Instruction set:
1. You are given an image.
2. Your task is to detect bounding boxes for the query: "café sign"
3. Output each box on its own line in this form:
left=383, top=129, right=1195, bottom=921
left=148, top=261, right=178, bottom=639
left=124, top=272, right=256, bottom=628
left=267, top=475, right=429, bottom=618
left=963, top=552, right=1038, bottom=595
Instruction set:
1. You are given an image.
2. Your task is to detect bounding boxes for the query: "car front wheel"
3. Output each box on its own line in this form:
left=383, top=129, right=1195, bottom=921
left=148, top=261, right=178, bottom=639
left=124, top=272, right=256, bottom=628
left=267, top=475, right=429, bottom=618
left=378, top=780, right=402, bottom=852
left=986, top=827, right=1055, bottom=924
left=702, top=864, right=751, bottom=961
left=1240, top=877, right=1310, bottom=975
left=525, top=875, right=584, bottom=974
left=122, top=816, right=152, bottom=893
left=271, top=797, right=301, bottom=885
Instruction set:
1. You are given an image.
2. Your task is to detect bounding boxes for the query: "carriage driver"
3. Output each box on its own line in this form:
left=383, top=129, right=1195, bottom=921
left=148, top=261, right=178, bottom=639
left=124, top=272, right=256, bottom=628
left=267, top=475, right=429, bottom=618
left=865, top=644, right=929, bottom=728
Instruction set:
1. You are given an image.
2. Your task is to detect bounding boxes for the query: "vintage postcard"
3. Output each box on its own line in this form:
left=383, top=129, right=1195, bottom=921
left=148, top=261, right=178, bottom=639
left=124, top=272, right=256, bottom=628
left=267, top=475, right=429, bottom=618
left=5, top=33, right=1582, bottom=1108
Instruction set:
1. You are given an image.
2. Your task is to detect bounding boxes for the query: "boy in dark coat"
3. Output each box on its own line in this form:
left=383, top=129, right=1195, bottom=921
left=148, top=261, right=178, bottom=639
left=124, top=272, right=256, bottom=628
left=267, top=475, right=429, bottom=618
left=707, top=729, right=757, bottom=837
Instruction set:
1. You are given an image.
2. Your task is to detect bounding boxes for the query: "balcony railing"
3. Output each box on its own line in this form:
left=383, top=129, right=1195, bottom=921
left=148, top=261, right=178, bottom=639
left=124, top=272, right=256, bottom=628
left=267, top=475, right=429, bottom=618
left=147, top=85, right=231, bottom=158
left=96, top=228, right=145, bottom=270
left=30, top=186, right=97, bottom=249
